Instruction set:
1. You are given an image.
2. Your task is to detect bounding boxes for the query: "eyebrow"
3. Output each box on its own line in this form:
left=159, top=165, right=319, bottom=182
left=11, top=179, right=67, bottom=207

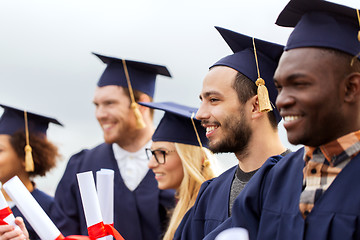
left=274, top=73, right=308, bottom=83
left=200, top=91, right=223, bottom=99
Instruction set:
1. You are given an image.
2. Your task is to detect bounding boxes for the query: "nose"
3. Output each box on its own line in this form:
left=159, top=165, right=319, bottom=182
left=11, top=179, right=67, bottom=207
left=196, top=102, right=210, bottom=121
left=275, top=89, right=295, bottom=111
left=95, top=105, right=108, bottom=121
left=148, top=155, right=159, bottom=169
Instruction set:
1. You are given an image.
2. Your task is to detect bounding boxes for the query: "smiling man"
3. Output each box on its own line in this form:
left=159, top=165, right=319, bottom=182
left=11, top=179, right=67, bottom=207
left=173, top=26, right=289, bottom=240
left=203, top=1, right=360, bottom=240
left=54, top=53, right=175, bottom=240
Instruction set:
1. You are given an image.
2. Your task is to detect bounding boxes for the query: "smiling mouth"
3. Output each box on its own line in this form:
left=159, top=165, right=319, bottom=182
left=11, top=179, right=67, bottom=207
left=283, top=115, right=301, bottom=123
left=102, top=123, right=114, bottom=131
left=206, top=125, right=218, bottom=136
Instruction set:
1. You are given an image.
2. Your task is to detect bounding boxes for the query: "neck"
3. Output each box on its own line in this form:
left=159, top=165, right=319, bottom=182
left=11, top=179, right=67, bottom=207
left=235, top=125, right=286, bottom=172
left=117, top=125, right=154, bottom=152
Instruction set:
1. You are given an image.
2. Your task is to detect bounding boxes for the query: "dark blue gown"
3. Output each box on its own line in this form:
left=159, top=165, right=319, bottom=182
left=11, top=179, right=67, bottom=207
left=205, top=147, right=360, bottom=240
left=174, top=154, right=283, bottom=240
left=11, top=188, right=74, bottom=240
left=54, top=143, right=175, bottom=240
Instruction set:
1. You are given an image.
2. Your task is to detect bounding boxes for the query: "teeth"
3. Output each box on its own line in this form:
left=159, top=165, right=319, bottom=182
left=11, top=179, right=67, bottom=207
left=206, top=126, right=218, bottom=134
left=155, top=173, right=164, bottom=176
left=102, top=124, right=113, bottom=130
left=284, top=116, right=299, bottom=122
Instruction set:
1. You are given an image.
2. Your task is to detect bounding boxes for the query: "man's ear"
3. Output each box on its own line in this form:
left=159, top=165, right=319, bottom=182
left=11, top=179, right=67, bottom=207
left=137, top=94, right=152, bottom=113
left=249, top=95, right=264, bottom=120
left=344, top=72, right=360, bottom=103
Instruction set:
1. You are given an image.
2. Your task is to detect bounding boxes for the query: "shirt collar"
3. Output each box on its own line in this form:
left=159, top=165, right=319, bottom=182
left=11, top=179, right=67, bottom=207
left=112, top=140, right=152, bottom=161
left=304, top=130, right=360, bottom=165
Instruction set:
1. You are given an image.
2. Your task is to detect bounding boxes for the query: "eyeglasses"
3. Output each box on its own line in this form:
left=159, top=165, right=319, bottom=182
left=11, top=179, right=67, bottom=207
left=145, top=148, right=176, bottom=164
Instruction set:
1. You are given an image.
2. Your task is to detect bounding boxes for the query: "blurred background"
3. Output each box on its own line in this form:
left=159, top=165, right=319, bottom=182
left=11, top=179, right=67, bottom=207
left=0, top=0, right=357, bottom=195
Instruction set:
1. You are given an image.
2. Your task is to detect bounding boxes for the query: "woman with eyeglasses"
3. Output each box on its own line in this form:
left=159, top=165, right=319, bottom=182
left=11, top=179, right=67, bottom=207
left=139, top=101, right=217, bottom=240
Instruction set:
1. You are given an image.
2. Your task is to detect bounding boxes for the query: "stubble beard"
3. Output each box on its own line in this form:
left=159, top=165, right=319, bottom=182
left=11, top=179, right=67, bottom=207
left=208, top=110, right=252, bottom=156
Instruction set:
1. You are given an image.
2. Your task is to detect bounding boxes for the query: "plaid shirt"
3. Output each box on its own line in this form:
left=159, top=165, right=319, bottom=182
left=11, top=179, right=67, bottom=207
left=299, top=130, right=360, bottom=218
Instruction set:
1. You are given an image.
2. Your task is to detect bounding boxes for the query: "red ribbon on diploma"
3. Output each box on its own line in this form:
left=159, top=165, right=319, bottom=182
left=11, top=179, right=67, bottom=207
left=0, top=207, right=13, bottom=225
left=55, top=222, right=125, bottom=240
left=88, top=221, right=124, bottom=240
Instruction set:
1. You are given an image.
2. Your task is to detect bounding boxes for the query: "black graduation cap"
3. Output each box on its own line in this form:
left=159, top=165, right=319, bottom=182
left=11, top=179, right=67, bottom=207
left=211, top=26, right=284, bottom=123
left=0, top=104, right=63, bottom=172
left=0, top=104, right=63, bottom=136
left=93, top=53, right=172, bottom=98
left=138, top=102, right=208, bottom=147
left=276, top=0, right=360, bottom=58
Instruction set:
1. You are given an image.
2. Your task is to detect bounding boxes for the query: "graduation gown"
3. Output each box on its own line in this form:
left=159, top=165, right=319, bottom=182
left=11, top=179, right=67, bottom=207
left=174, top=166, right=237, bottom=240
left=12, top=188, right=74, bottom=240
left=207, top=147, right=360, bottom=240
left=54, top=143, right=175, bottom=240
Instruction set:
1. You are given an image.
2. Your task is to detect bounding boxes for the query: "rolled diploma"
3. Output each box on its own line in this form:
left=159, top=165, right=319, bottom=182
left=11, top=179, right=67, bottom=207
left=96, top=169, right=114, bottom=240
left=77, top=171, right=107, bottom=240
left=3, top=176, right=61, bottom=240
left=0, top=190, right=19, bottom=230
left=96, top=169, right=114, bottom=224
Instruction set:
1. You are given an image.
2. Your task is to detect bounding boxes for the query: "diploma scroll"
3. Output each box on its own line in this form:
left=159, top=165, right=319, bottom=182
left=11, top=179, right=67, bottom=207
left=3, top=176, right=62, bottom=240
left=0, top=190, right=20, bottom=230
left=77, top=171, right=124, bottom=240
left=96, top=169, right=114, bottom=240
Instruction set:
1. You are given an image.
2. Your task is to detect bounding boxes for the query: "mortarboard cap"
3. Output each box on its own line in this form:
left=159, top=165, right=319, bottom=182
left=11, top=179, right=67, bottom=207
left=211, top=27, right=284, bottom=123
left=0, top=104, right=63, bottom=136
left=138, top=102, right=208, bottom=148
left=93, top=52, right=172, bottom=98
left=0, top=104, right=63, bottom=172
left=276, top=0, right=360, bottom=59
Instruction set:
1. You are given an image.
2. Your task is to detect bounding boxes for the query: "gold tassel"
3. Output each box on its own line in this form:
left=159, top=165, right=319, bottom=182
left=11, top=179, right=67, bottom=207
left=122, top=59, right=146, bottom=129
left=131, top=102, right=146, bottom=129
left=24, top=145, right=34, bottom=172
left=351, top=9, right=360, bottom=66
left=357, top=9, right=360, bottom=41
left=24, top=111, right=34, bottom=172
left=190, top=113, right=209, bottom=167
left=256, top=78, right=273, bottom=112
left=252, top=38, right=273, bottom=113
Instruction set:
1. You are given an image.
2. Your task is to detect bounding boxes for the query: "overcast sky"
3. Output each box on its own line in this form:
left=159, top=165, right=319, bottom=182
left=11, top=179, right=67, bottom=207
left=0, top=0, right=359, bottom=194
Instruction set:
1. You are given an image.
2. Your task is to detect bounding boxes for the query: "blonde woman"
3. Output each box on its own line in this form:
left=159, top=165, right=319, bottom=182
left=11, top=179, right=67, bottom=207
left=140, top=101, right=217, bottom=240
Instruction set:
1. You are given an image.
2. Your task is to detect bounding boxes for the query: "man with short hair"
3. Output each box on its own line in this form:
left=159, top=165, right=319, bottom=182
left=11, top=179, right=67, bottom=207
left=55, top=53, right=175, bottom=240
left=173, top=26, right=289, bottom=240
left=204, top=1, right=360, bottom=239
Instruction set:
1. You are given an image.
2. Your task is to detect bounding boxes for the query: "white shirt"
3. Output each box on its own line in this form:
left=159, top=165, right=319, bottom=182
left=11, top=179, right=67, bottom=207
left=112, top=141, right=151, bottom=191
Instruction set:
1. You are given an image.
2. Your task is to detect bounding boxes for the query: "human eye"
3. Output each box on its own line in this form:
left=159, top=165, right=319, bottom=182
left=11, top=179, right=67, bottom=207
left=209, top=97, right=219, bottom=103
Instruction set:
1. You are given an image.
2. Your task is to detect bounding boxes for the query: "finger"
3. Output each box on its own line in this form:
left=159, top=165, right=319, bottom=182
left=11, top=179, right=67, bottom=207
left=0, top=225, right=15, bottom=235
left=13, top=218, right=28, bottom=240
left=0, top=229, right=25, bottom=240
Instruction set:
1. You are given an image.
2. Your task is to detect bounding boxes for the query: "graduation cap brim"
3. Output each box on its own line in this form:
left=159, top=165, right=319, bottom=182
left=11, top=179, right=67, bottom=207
left=138, top=102, right=197, bottom=119
left=215, top=26, right=285, bottom=62
left=276, top=0, right=358, bottom=27
left=275, top=0, right=360, bottom=59
left=93, top=52, right=171, bottom=98
left=0, top=104, right=63, bottom=136
left=138, top=101, right=208, bottom=147
left=93, top=53, right=172, bottom=78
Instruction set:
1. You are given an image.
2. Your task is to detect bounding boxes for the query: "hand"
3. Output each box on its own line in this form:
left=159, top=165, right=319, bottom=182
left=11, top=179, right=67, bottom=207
left=0, top=217, right=29, bottom=240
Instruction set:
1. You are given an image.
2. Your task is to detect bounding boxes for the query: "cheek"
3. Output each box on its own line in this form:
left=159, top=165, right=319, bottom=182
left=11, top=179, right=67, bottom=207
left=166, top=158, right=184, bottom=185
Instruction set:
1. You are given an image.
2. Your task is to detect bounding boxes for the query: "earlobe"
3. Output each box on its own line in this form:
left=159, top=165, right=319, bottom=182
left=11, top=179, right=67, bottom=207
left=344, top=72, right=360, bottom=103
